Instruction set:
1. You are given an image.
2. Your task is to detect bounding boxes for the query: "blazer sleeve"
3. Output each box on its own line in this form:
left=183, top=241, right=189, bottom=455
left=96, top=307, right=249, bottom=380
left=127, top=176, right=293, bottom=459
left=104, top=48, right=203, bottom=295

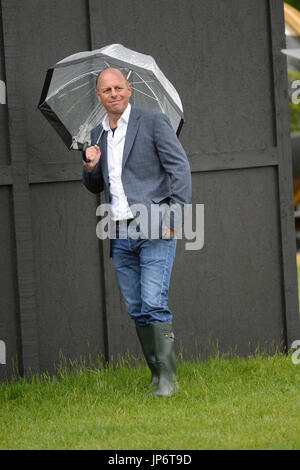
left=154, top=113, right=192, bottom=229
left=81, top=127, right=105, bottom=194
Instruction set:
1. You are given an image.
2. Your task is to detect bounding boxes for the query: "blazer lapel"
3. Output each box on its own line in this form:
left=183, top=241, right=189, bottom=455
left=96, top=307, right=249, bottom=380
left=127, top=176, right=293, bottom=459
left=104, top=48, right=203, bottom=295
left=122, top=107, right=141, bottom=170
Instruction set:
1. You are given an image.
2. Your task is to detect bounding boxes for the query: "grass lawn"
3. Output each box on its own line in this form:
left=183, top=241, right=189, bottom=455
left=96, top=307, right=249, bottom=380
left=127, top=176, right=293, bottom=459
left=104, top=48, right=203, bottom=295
left=0, top=352, right=299, bottom=450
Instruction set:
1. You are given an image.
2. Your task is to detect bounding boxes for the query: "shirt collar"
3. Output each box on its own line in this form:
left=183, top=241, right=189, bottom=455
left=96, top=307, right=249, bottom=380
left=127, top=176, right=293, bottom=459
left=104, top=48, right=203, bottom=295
left=102, top=103, right=131, bottom=131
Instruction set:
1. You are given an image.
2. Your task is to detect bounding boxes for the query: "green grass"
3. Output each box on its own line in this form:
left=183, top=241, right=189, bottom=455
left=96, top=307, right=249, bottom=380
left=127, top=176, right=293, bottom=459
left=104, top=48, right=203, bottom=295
left=0, top=351, right=300, bottom=450
left=286, top=0, right=300, bottom=12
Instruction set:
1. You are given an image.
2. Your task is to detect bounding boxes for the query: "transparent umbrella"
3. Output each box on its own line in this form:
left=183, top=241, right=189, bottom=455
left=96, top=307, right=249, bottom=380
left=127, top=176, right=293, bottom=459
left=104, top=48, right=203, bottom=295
left=38, top=43, right=184, bottom=153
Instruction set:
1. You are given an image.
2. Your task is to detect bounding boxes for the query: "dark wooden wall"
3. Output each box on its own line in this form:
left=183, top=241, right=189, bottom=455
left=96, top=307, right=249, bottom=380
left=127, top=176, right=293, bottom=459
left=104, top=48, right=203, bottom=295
left=0, top=0, right=299, bottom=380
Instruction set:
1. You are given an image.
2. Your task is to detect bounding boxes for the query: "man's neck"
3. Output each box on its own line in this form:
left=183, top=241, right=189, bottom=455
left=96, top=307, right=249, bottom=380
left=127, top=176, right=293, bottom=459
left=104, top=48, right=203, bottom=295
left=108, top=114, right=121, bottom=129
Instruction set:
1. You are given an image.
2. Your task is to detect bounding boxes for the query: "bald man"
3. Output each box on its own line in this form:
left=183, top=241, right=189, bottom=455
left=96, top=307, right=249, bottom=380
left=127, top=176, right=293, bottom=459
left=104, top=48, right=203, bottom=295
left=82, top=67, right=191, bottom=396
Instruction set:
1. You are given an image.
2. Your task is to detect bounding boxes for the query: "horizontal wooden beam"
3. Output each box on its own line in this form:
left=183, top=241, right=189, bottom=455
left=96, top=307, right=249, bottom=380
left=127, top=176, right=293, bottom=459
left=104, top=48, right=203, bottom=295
left=0, top=165, right=12, bottom=185
left=189, top=147, right=279, bottom=173
left=0, top=148, right=280, bottom=186
left=28, top=161, right=83, bottom=184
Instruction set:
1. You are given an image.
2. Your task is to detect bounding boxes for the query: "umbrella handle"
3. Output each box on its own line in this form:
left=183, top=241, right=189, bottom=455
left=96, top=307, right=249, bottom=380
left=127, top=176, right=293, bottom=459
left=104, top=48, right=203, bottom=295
left=82, top=142, right=90, bottom=163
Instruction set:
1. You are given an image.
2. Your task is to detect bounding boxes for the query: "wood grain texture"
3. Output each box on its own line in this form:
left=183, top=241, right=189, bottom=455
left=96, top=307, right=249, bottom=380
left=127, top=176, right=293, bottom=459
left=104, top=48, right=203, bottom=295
left=268, top=0, right=300, bottom=348
left=2, top=0, right=39, bottom=374
left=0, top=0, right=299, bottom=378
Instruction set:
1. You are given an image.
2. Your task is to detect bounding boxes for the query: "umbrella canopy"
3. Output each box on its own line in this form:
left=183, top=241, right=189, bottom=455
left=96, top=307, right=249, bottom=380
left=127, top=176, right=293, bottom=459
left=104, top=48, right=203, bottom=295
left=282, top=48, right=300, bottom=60
left=38, top=44, right=184, bottom=151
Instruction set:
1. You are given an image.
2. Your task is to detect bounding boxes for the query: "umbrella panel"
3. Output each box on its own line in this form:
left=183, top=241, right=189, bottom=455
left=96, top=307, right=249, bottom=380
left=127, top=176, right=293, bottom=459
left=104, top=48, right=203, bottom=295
left=42, top=56, right=183, bottom=149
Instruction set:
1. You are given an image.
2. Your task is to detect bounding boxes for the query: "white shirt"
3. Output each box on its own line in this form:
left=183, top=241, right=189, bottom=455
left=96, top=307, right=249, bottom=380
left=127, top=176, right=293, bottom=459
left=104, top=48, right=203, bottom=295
left=102, top=104, right=133, bottom=221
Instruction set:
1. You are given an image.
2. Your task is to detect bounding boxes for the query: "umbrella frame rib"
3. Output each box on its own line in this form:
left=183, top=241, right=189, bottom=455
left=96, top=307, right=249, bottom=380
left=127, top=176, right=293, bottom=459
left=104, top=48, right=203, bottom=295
left=52, top=52, right=184, bottom=117
left=38, top=51, right=185, bottom=150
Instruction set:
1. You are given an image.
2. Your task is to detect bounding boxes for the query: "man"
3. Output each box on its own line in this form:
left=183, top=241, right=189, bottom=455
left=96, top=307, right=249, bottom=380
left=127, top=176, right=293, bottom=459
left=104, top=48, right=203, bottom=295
left=82, top=67, right=191, bottom=396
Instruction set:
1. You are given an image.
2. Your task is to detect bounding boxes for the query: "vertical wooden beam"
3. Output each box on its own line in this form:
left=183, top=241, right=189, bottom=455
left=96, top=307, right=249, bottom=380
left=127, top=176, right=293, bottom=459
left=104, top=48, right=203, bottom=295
left=87, top=0, right=110, bottom=362
left=269, top=0, right=300, bottom=349
left=87, top=0, right=138, bottom=362
left=1, top=0, right=39, bottom=374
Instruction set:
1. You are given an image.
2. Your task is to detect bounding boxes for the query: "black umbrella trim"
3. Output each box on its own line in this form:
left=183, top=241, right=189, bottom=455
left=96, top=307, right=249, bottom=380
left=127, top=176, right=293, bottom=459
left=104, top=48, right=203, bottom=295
left=176, top=118, right=184, bottom=138
left=39, top=100, right=73, bottom=149
left=38, top=68, right=54, bottom=108
left=38, top=68, right=73, bottom=150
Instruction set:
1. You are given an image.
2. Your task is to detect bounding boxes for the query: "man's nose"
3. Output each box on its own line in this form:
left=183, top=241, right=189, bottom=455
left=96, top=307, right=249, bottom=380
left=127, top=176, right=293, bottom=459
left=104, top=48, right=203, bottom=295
left=111, top=88, right=118, bottom=97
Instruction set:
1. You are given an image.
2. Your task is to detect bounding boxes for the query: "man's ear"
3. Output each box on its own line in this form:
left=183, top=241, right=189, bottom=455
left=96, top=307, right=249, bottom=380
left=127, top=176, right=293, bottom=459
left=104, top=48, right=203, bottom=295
left=96, top=89, right=102, bottom=103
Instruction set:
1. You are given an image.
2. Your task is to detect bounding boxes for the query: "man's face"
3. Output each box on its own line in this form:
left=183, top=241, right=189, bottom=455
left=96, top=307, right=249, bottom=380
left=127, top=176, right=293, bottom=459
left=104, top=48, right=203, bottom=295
left=96, top=69, right=131, bottom=117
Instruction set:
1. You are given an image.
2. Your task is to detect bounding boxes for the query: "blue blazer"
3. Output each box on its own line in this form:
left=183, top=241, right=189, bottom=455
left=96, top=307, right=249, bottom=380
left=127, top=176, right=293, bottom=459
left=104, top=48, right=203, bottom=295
left=82, top=106, right=192, bottom=242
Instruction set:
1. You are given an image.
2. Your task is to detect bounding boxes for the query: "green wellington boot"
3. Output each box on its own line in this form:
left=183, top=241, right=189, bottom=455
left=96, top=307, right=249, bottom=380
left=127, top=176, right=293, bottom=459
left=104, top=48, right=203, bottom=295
left=136, top=325, right=159, bottom=387
left=150, top=322, right=179, bottom=397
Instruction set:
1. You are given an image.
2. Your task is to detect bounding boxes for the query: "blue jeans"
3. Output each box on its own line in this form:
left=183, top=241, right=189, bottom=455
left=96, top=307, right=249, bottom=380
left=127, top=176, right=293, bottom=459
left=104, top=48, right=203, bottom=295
left=111, top=223, right=177, bottom=327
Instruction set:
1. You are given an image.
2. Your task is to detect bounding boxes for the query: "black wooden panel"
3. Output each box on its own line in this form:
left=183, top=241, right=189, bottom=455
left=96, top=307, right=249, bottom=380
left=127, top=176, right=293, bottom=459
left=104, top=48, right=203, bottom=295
left=170, top=166, right=285, bottom=357
left=87, top=0, right=292, bottom=359
left=28, top=162, right=83, bottom=184
left=90, top=0, right=275, bottom=158
left=269, top=0, right=300, bottom=347
left=0, top=187, right=22, bottom=380
left=0, top=2, right=9, bottom=165
left=16, top=0, right=90, bottom=166
left=0, top=0, right=299, bottom=380
left=2, top=0, right=40, bottom=375
left=30, top=182, right=107, bottom=372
